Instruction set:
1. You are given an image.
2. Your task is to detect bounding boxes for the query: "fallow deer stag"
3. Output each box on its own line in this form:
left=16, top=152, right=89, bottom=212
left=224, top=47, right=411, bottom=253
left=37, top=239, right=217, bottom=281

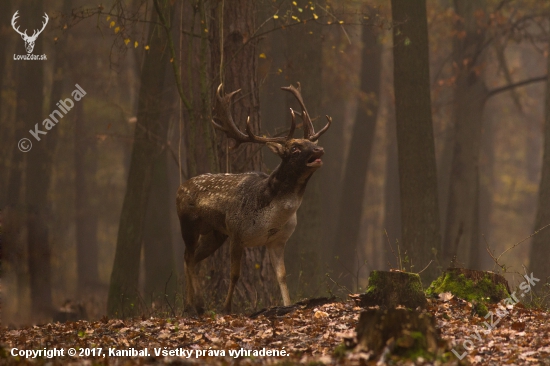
left=176, top=83, right=331, bottom=314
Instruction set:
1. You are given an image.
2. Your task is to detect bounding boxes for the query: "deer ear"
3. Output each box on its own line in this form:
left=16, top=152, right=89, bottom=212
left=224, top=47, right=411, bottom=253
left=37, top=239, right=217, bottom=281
left=266, top=142, right=285, bottom=157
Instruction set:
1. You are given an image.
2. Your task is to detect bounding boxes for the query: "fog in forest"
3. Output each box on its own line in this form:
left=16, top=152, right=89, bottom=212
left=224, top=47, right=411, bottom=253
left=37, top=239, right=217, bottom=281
left=1, top=0, right=549, bottom=325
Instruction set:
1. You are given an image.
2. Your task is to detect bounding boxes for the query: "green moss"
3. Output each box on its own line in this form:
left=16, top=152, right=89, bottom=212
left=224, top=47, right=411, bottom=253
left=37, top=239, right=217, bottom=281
left=394, top=330, right=434, bottom=361
left=365, top=270, right=380, bottom=293
left=474, top=302, right=488, bottom=317
left=363, top=270, right=427, bottom=309
left=426, top=270, right=509, bottom=308
left=332, top=343, right=348, bottom=359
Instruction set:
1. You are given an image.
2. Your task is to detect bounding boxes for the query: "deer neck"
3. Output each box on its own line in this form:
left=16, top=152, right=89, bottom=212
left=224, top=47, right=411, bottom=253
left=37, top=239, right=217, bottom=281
left=266, top=161, right=315, bottom=199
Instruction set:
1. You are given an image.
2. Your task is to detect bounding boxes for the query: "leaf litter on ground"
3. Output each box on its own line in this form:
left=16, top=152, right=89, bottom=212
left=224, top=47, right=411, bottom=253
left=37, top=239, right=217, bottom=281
left=1, top=295, right=549, bottom=365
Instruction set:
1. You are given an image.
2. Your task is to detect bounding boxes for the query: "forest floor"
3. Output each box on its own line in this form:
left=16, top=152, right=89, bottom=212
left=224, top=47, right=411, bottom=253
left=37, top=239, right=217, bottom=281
left=1, top=294, right=550, bottom=365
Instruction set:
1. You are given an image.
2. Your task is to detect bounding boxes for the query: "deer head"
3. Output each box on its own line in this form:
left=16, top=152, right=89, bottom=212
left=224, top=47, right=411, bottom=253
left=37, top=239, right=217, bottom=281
left=212, top=83, right=332, bottom=176
left=12, top=11, right=49, bottom=54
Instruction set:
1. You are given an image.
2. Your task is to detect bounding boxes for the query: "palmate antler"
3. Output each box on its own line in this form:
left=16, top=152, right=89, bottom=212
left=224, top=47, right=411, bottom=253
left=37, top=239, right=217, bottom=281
left=281, top=82, right=332, bottom=142
left=212, top=83, right=331, bottom=147
left=212, top=84, right=296, bottom=148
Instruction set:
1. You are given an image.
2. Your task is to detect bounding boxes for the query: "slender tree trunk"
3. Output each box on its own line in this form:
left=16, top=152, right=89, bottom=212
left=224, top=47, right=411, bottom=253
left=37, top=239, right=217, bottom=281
left=283, top=0, right=324, bottom=299
left=107, top=3, right=172, bottom=317
left=529, top=41, right=550, bottom=286
left=319, top=16, right=348, bottom=273
left=333, top=21, right=382, bottom=289
left=442, top=0, right=488, bottom=268
left=391, top=0, right=441, bottom=282
left=21, top=0, right=53, bottom=320
left=383, top=112, right=402, bottom=270
left=437, top=127, right=454, bottom=236
left=479, top=114, right=495, bottom=269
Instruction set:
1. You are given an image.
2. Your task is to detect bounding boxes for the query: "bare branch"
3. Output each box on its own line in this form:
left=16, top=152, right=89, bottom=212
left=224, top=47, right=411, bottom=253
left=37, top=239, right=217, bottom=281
left=486, top=75, right=547, bottom=100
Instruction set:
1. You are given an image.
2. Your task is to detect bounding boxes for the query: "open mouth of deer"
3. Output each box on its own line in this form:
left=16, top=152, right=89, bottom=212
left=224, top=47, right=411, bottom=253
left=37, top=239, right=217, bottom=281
left=306, top=150, right=324, bottom=167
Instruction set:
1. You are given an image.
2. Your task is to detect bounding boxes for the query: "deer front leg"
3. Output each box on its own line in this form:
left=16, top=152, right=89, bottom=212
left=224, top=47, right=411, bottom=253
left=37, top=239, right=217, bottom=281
left=223, top=240, right=244, bottom=314
left=268, top=244, right=291, bottom=306
left=180, top=216, right=203, bottom=314
left=184, top=247, right=204, bottom=315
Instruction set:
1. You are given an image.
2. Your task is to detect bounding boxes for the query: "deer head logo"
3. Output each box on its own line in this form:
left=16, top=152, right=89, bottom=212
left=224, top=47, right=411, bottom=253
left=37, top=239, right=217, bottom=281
left=11, top=11, right=49, bottom=54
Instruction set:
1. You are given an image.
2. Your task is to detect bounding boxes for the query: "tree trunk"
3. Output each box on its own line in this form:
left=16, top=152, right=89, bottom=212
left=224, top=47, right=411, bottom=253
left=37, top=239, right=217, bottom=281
left=143, top=150, right=176, bottom=304
left=529, top=40, right=550, bottom=286
left=283, top=0, right=324, bottom=299
left=107, top=3, right=172, bottom=317
left=0, top=0, right=12, bottom=206
left=391, top=0, right=441, bottom=282
left=442, top=0, right=488, bottom=268
left=74, top=100, right=100, bottom=293
left=383, top=113, right=402, bottom=269
left=333, top=20, right=382, bottom=289
left=206, top=0, right=278, bottom=311
left=479, top=114, right=495, bottom=269
left=22, top=0, right=53, bottom=320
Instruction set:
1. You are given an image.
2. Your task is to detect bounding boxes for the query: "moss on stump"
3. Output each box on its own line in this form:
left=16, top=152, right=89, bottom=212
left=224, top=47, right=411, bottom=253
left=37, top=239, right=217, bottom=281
left=355, top=308, right=444, bottom=362
left=357, top=270, right=427, bottom=309
left=426, top=268, right=510, bottom=316
left=426, top=268, right=510, bottom=302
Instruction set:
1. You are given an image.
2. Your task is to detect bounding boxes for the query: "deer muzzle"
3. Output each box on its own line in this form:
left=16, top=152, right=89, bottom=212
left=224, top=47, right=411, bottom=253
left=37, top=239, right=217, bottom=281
left=306, top=147, right=324, bottom=167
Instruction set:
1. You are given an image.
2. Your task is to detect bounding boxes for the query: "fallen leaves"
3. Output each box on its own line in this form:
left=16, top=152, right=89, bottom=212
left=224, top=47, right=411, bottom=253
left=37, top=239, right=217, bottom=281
left=1, top=296, right=549, bottom=365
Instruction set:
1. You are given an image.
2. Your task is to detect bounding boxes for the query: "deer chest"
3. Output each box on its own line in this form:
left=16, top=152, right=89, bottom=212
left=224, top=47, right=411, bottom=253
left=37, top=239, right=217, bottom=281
left=228, top=196, right=301, bottom=246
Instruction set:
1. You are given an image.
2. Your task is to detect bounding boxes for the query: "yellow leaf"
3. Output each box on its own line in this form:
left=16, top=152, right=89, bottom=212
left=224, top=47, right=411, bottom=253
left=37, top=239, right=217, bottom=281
left=145, top=45, right=150, bottom=50
left=313, top=13, right=319, bottom=19
left=204, top=28, right=208, bottom=33
left=134, top=41, right=138, bottom=48
left=298, top=7, right=303, bottom=12
left=124, top=38, right=130, bottom=45
left=114, top=26, right=120, bottom=34
left=259, top=53, right=266, bottom=59
left=273, top=14, right=279, bottom=19
left=109, top=21, right=115, bottom=28
left=339, top=20, right=344, bottom=24
left=106, top=16, right=111, bottom=21
left=292, top=1, right=297, bottom=5
left=255, top=263, right=260, bottom=269
left=277, top=68, right=282, bottom=74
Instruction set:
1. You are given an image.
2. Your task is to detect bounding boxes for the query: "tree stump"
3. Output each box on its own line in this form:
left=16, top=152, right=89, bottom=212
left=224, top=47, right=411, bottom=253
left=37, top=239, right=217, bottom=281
left=426, top=268, right=510, bottom=316
left=427, top=268, right=510, bottom=302
left=355, top=308, right=442, bottom=362
left=354, top=270, right=427, bottom=309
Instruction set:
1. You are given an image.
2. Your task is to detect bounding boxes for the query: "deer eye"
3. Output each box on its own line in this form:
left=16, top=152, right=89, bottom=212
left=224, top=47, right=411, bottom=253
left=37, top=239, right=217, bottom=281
left=291, top=147, right=300, bottom=154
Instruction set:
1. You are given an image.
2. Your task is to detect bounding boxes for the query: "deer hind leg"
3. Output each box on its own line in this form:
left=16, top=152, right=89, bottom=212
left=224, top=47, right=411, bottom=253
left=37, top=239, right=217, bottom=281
left=223, top=239, right=244, bottom=314
left=268, top=244, right=291, bottom=306
left=180, top=217, right=203, bottom=314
